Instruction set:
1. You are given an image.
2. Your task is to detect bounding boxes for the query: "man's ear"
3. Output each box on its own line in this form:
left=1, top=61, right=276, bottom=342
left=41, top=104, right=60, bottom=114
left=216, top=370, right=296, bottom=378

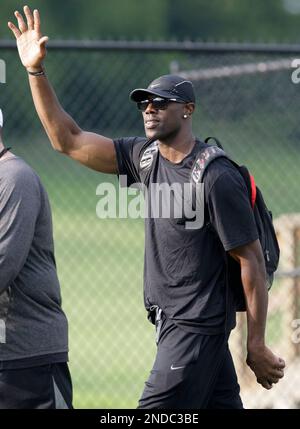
left=183, top=103, right=195, bottom=116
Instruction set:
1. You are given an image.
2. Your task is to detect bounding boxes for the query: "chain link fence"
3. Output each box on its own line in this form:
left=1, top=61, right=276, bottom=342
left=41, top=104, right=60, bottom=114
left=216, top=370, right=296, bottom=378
left=0, top=41, right=299, bottom=409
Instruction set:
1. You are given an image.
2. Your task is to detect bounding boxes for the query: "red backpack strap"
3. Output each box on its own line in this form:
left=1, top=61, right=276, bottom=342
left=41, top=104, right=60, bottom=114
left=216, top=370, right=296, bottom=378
left=229, top=162, right=257, bottom=210
left=249, top=174, right=257, bottom=209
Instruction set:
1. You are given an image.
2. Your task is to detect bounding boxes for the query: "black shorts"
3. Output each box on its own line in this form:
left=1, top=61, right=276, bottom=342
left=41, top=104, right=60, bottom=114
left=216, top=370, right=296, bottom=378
left=0, top=362, right=73, bottom=409
left=138, top=316, right=243, bottom=409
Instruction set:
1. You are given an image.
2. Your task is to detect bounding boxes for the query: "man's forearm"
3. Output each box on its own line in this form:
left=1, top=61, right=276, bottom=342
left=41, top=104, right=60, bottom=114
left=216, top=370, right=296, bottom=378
left=230, top=242, right=285, bottom=389
left=241, top=258, right=268, bottom=349
left=28, top=68, right=81, bottom=153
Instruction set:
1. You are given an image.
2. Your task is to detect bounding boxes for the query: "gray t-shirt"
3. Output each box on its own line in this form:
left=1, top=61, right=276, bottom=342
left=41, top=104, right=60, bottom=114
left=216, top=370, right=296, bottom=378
left=0, top=156, right=68, bottom=362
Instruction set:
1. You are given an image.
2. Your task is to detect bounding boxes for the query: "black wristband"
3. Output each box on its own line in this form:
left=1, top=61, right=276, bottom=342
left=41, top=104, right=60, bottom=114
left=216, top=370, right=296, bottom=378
left=27, top=69, right=45, bottom=76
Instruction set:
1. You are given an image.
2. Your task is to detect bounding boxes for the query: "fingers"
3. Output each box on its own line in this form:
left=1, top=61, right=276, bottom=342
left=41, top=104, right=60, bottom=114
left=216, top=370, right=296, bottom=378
left=39, top=36, right=49, bottom=55
left=14, top=11, right=27, bottom=33
left=23, top=5, right=34, bottom=31
left=257, top=377, right=278, bottom=390
left=271, top=368, right=284, bottom=378
left=13, top=7, right=42, bottom=34
left=258, top=378, right=273, bottom=390
left=8, top=7, right=44, bottom=42
left=33, top=9, right=41, bottom=33
left=264, top=382, right=272, bottom=390
left=7, top=21, right=21, bottom=39
left=267, top=376, right=279, bottom=384
left=257, top=368, right=284, bottom=390
left=39, top=36, right=49, bottom=47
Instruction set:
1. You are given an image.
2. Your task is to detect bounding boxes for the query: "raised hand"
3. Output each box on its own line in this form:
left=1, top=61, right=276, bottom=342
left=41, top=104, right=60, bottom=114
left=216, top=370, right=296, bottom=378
left=8, top=5, right=49, bottom=71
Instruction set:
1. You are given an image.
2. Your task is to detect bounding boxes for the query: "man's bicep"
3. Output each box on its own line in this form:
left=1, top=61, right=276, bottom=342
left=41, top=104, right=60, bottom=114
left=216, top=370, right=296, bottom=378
left=66, top=131, right=118, bottom=174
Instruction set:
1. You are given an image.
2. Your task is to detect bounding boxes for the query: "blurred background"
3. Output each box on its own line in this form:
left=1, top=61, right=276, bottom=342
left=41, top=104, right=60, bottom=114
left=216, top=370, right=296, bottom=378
left=2, top=0, right=300, bottom=41
left=0, top=0, right=300, bottom=409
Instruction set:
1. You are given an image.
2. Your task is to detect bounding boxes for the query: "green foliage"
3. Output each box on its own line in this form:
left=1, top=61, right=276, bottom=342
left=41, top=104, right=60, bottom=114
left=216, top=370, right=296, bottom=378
left=1, top=0, right=300, bottom=42
left=0, top=0, right=168, bottom=39
left=168, top=0, right=300, bottom=42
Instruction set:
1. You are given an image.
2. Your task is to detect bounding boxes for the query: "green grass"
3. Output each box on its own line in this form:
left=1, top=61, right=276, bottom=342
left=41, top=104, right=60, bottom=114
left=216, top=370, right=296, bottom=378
left=53, top=214, right=156, bottom=408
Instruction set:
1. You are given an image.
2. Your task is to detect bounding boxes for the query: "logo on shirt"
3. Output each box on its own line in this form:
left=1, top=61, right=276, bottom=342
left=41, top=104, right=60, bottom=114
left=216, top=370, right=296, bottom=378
left=170, top=364, right=185, bottom=370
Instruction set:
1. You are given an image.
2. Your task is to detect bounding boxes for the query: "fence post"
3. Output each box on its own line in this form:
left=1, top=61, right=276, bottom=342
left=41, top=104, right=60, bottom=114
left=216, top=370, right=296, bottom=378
left=275, top=214, right=300, bottom=361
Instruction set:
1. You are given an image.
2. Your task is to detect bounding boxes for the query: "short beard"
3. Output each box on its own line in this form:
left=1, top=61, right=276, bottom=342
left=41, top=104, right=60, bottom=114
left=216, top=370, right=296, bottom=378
left=145, top=125, right=180, bottom=144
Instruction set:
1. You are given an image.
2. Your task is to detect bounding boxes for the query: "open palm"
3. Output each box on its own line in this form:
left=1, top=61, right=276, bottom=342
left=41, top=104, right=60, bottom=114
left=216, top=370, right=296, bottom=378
left=8, top=6, right=48, bottom=70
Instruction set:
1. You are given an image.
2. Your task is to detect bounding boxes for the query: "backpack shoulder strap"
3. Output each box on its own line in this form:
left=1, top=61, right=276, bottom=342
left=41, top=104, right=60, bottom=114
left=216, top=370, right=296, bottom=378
left=233, top=163, right=257, bottom=209
left=192, top=141, right=257, bottom=209
left=138, top=139, right=159, bottom=183
left=190, top=142, right=229, bottom=184
left=204, top=136, right=224, bottom=150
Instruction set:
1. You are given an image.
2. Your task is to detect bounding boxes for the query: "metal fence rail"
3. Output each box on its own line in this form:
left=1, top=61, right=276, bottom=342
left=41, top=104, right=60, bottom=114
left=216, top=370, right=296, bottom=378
left=1, top=39, right=300, bottom=53
left=0, top=41, right=299, bottom=409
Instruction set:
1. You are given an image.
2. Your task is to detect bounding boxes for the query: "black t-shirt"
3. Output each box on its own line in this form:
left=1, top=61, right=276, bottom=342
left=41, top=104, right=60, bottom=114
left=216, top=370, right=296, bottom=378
left=114, top=137, right=258, bottom=334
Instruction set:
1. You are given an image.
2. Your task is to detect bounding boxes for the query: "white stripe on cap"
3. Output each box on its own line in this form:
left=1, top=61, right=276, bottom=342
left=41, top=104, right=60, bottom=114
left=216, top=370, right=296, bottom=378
left=174, top=80, right=192, bottom=87
left=0, top=109, right=3, bottom=127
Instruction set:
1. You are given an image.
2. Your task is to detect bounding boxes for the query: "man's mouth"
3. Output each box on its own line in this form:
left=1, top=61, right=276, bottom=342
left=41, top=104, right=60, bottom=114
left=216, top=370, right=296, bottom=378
left=145, top=119, right=160, bottom=129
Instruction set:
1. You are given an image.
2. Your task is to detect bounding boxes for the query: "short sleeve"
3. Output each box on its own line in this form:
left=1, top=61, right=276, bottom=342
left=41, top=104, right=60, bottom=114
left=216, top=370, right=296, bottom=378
left=113, top=137, right=146, bottom=187
left=207, top=168, right=259, bottom=251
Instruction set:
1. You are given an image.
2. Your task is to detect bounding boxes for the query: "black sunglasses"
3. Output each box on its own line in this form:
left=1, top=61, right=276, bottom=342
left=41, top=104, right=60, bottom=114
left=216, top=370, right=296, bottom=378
left=137, top=97, right=184, bottom=111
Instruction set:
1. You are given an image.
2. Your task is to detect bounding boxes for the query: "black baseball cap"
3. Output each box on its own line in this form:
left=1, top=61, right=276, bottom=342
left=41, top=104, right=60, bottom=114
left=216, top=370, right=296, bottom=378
left=130, top=75, right=196, bottom=103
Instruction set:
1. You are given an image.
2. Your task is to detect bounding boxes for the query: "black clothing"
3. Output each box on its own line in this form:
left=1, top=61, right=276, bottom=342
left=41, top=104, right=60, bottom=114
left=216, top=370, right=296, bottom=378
left=114, top=137, right=258, bottom=334
left=0, top=362, right=73, bottom=409
left=138, top=314, right=243, bottom=409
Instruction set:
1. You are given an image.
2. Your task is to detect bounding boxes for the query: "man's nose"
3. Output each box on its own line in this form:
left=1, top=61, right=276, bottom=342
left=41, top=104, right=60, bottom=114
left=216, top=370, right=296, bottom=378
left=144, top=102, right=157, bottom=114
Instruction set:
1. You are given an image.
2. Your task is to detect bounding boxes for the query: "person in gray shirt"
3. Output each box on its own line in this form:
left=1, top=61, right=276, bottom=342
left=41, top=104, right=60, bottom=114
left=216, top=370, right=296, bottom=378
left=0, top=108, right=72, bottom=409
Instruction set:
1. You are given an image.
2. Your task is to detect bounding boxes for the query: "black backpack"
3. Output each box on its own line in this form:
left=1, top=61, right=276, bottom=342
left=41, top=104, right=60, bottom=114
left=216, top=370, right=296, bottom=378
left=138, top=137, right=280, bottom=312
left=190, top=137, right=280, bottom=311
